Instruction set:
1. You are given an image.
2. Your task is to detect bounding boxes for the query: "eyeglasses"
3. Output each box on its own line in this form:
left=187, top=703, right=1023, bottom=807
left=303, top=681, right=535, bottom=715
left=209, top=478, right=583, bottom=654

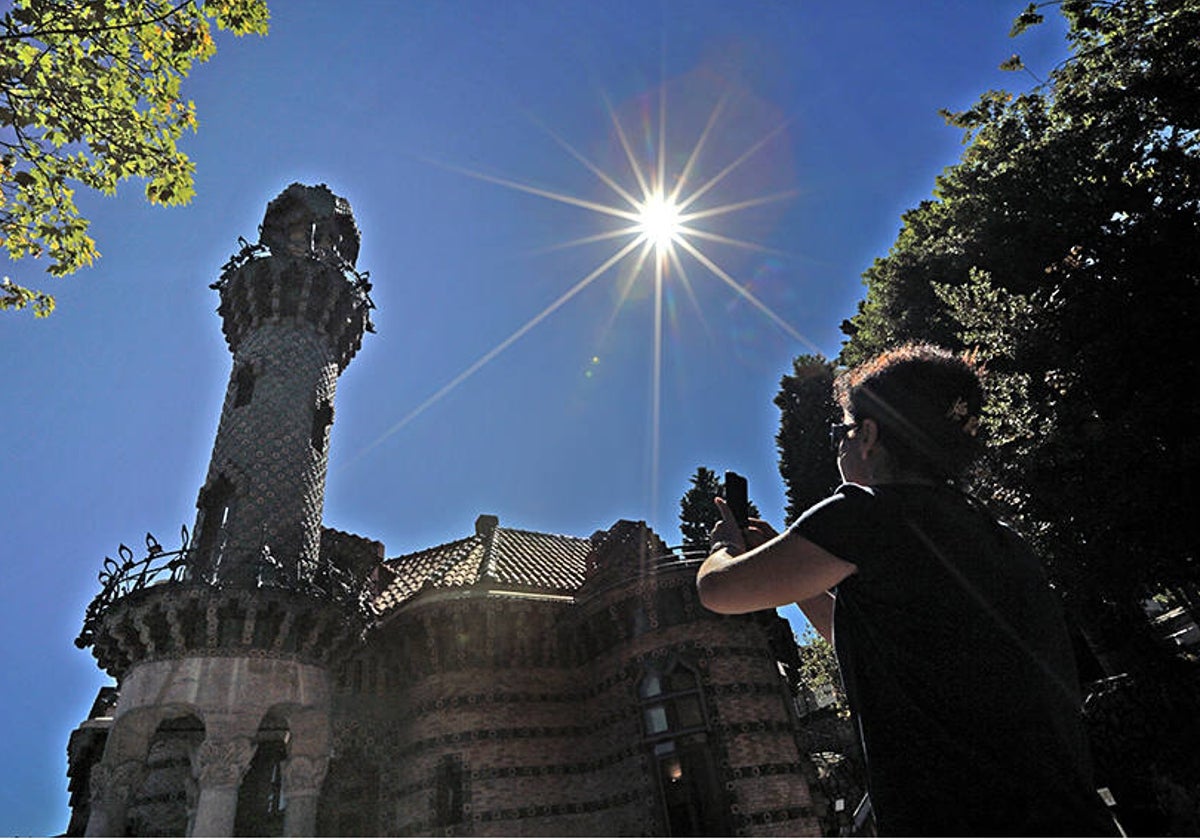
left=829, top=421, right=858, bottom=452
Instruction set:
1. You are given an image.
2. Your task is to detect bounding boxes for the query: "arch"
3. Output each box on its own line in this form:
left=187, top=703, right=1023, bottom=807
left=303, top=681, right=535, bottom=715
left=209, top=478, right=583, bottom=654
left=124, top=714, right=205, bottom=836
left=102, top=702, right=205, bottom=769
left=256, top=702, right=330, bottom=759
left=637, top=657, right=729, bottom=836
left=89, top=705, right=205, bottom=837
left=234, top=710, right=289, bottom=836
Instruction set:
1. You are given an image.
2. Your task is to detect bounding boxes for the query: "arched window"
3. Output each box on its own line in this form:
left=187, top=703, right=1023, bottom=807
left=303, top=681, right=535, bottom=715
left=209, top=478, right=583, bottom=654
left=639, top=659, right=729, bottom=836
left=639, top=660, right=706, bottom=740
left=234, top=713, right=288, bottom=836
left=124, top=715, right=205, bottom=836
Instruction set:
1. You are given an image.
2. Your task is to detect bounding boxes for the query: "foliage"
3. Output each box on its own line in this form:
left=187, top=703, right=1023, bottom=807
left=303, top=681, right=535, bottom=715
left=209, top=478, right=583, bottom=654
left=831, top=1, right=1200, bottom=829
left=2, top=274, right=53, bottom=315
left=678, top=466, right=759, bottom=550
left=792, top=628, right=864, bottom=834
left=0, top=0, right=270, bottom=316
left=773, top=354, right=842, bottom=524
left=796, top=627, right=846, bottom=714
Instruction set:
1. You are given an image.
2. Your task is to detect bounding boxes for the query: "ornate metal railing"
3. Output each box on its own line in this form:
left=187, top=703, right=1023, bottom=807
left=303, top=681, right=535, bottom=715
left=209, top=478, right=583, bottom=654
left=75, top=528, right=193, bottom=649
left=75, top=526, right=377, bottom=651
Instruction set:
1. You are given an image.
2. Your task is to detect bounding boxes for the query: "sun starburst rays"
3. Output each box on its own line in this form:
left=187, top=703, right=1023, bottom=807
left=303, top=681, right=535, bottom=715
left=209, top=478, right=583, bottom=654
left=352, top=84, right=817, bottom=518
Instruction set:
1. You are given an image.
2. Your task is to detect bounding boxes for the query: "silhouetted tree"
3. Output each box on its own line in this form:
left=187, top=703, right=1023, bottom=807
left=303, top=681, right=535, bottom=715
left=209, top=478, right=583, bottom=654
left=774, top=355, right=842, bottom=525
left=678, top=466, right=759, bottom=550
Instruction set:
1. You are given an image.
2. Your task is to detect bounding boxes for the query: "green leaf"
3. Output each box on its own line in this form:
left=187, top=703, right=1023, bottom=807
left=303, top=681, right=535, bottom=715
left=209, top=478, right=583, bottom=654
left=1009, top=4, right=1044, bottom=37
left=0, top=0, right=269, bottom=316
left=1, top=276, right=56, bottom=316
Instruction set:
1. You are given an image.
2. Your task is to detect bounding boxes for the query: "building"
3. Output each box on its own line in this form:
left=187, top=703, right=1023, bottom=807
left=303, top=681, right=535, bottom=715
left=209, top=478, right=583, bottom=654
left=66, top=184, right=822, bottom=836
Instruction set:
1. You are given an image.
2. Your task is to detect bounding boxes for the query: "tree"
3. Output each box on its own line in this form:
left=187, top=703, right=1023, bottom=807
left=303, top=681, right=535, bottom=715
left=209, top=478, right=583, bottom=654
left=841, top=0, right=1199, bottom=662
left=795, top=628, right=845, bottom=714
left=678, top=466, right=759, bottom=551
left=774, top=354, right=842, bottom=525
left=835, top=1, right=1200, bottom=830
left=791, top=628, right=866, bottom=834
left=1, top=0, right=270, bottom=316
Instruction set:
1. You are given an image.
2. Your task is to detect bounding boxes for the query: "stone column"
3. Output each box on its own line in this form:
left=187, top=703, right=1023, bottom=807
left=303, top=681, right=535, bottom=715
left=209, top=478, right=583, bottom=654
left=85, top=760, right=145, bottom=837
left=189, top=736, right=256, bottom=837
left=281, top=754, right=329, bottom=836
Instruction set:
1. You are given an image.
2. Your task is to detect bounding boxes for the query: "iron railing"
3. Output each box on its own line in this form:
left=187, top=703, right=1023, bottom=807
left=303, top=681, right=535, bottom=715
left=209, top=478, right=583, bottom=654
left=75, top=525, right=376, bottom=651
left=75, top=528, right=193, bottom=649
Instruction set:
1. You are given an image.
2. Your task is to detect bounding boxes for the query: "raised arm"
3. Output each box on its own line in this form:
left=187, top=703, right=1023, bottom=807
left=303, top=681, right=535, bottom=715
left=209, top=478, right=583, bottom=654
left=696, top=498, right=857, bottom=618
left=795, top=592, right=835, bottom=642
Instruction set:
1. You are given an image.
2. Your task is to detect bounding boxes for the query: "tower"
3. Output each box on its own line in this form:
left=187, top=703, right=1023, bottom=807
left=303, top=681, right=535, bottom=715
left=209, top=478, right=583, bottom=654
left=194, top=184, right=370, bottom=587
left=74, top=185, right=376, bottom=837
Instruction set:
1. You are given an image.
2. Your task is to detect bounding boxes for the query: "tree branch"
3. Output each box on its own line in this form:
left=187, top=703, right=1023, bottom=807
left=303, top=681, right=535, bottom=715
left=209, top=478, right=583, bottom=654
left=0, top=0, right=195, bottom=42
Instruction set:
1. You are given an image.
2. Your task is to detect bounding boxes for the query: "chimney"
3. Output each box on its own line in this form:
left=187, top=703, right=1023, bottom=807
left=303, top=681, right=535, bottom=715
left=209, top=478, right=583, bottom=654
left=475, top=514, right=499, bottom=538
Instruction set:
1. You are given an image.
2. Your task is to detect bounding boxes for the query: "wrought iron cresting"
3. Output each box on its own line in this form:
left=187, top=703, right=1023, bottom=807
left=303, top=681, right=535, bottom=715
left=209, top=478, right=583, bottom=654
left=75, top=527, right=193, bottom=650
left=75, top=525, right=378, bottom=652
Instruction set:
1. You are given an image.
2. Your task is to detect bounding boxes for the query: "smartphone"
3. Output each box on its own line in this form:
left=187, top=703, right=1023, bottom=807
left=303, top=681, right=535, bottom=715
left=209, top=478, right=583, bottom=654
left=724, top=471, right=749, bottom=528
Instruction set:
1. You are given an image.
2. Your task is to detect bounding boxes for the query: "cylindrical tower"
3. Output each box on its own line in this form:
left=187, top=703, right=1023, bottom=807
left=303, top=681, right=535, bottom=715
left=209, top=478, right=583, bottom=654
left=193, top=183, right=372, bottom=585
left=72, top=184, right=377, bottom=838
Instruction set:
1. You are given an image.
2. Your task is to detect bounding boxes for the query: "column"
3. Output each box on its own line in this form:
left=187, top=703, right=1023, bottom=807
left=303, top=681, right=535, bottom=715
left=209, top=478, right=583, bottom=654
left=85, top=760, right=145, bottom=837
left=281, top=754, right=329, bottom=836
left=189, top=736, right=256, bottom=837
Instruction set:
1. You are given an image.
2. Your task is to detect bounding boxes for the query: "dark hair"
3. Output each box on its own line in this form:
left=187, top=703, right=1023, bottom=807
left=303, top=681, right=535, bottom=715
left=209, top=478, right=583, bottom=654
left=834, top=343, right=985, bottom=481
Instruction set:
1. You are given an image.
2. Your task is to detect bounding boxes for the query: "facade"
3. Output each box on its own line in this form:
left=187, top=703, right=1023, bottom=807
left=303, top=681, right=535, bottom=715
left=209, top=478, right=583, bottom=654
left=66, top=185, right=823, bottom=836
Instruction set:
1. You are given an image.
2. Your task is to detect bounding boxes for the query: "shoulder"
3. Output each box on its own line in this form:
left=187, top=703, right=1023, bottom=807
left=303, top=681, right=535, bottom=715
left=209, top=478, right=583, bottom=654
left=791, top=483, right=886, bottom=534
left=788, top=483, right=891, bottom=564
left=795, top=483, right=875, bottom=520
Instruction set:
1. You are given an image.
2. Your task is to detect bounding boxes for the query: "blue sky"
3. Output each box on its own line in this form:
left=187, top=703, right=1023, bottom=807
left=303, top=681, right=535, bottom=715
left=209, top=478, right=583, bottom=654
left=0, top=2, right=1071, bottom=833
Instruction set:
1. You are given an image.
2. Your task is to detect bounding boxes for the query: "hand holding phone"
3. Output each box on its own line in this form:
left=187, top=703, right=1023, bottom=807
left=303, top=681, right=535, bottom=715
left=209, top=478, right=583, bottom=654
left=724, top=471, right=749, bottom=528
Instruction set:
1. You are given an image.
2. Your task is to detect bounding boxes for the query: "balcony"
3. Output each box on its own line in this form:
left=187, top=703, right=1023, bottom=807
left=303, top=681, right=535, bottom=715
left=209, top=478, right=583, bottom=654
left=76, top=526, right=377, bottom=678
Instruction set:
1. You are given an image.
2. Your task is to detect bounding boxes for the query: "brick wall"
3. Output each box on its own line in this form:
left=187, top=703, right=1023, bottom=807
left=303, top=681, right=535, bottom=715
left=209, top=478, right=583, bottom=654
left=325, top=567, right=820, bottom=836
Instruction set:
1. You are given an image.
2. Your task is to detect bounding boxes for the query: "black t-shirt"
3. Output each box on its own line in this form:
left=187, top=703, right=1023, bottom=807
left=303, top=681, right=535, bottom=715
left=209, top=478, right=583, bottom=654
left=792, top=483, right=1116, bottom=836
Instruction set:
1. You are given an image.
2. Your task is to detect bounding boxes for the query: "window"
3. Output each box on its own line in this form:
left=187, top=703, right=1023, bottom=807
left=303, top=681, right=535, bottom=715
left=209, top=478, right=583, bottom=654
left=195, top=475, right=235, bottom=575
left=125, top=716, right=204, bottom=836
left=639, top=659, right=729, bottom=836
left=311, top=400, right=333, bottom=452
left=639, top=660, right=706, bottom=739
left=315, top=752, right=379, bottom=836
left=433, top=754, right=463, bottom=828
left=234, top=734, right=287, bottom=836
left=234, top=364, right=256, bottom=407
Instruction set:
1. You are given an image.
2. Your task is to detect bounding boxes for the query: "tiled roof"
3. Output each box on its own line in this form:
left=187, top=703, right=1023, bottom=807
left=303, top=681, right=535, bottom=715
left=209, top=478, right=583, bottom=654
left=374, top=522, right=590, bottom=614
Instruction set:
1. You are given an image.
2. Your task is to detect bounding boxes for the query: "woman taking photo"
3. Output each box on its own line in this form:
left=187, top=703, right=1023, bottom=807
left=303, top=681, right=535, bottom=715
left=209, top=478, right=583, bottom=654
left=697, top=343, right=1117, bottom=836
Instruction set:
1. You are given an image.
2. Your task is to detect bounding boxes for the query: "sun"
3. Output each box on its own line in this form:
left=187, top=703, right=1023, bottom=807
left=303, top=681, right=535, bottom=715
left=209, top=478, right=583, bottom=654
left=636, top=190, right=683, bottom=257
left=360, top=78, right=821, bottom=516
